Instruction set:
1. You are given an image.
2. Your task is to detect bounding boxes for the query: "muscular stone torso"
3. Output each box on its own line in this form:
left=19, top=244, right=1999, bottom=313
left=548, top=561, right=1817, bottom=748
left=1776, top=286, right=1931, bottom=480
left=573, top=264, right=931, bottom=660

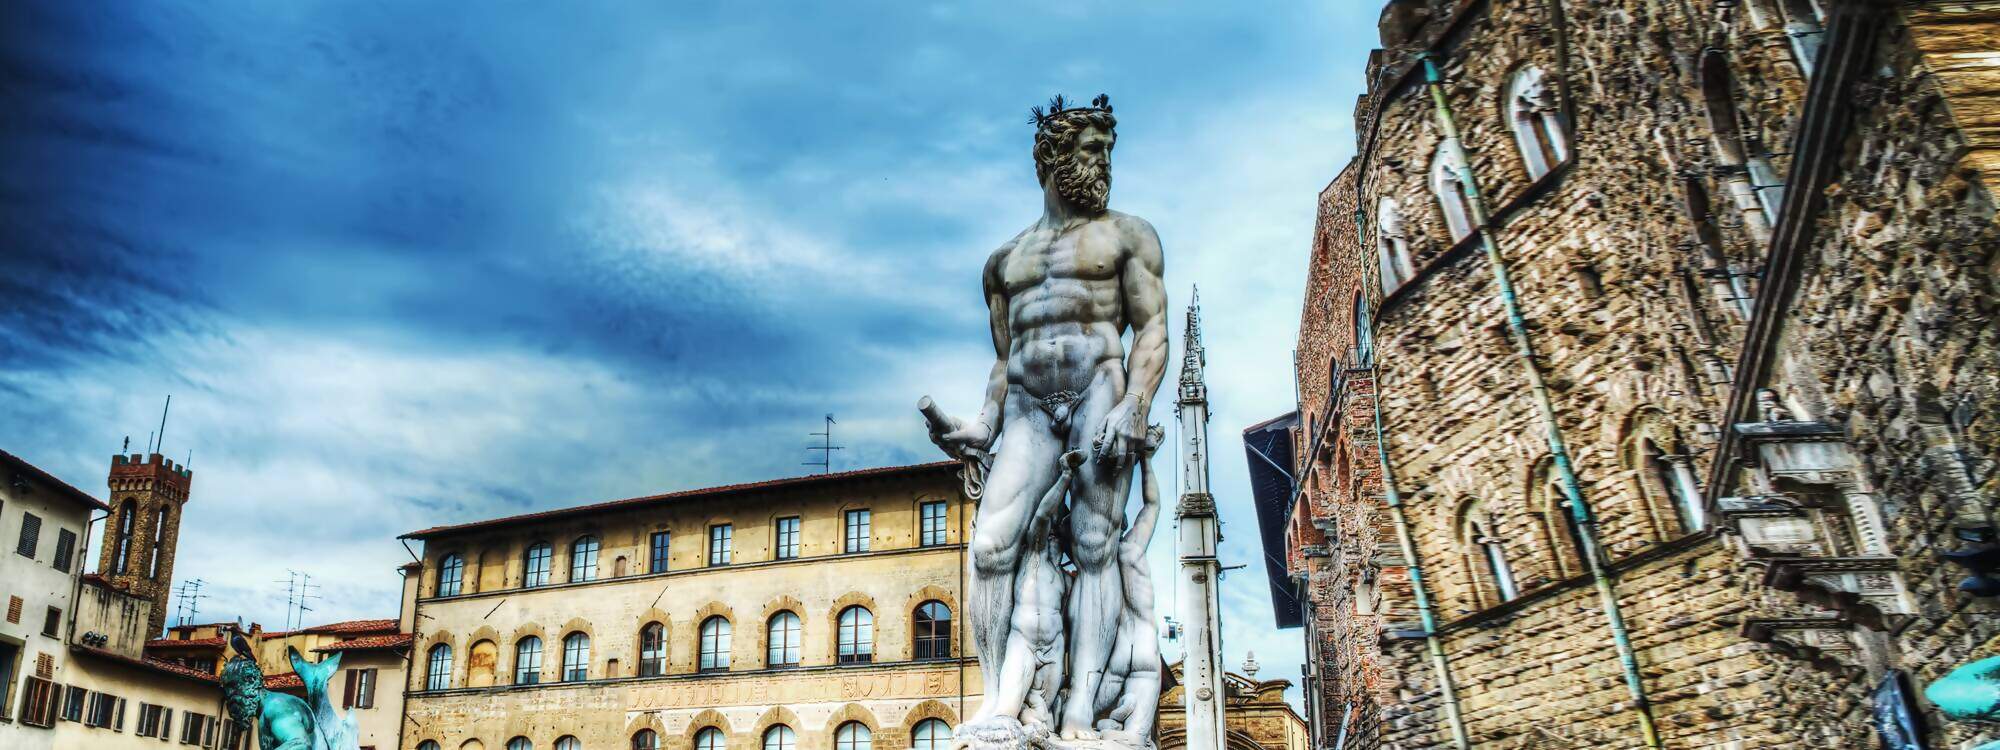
left=996, top=212, right=1137, bottom=398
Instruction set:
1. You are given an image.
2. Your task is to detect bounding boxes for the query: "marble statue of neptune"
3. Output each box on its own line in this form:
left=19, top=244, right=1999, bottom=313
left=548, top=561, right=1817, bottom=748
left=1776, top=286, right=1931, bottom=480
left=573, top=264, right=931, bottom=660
left=922, top=94, right=1168, bottom=750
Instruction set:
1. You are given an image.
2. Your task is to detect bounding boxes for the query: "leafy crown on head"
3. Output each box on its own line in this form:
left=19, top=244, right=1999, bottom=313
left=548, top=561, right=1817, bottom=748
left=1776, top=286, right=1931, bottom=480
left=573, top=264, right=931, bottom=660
left=1031, top=93, right=1113, bottom=128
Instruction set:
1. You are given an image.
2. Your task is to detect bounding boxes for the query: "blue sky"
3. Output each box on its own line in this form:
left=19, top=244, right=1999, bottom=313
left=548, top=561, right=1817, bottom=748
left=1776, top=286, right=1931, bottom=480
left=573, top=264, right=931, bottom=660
left=1, top=2, right=1375, bottom=702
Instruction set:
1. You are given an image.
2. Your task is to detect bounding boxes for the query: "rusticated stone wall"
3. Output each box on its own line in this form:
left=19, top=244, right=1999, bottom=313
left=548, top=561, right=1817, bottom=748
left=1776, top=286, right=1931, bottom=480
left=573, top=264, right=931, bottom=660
left=1280, top=0, right=1998, bottom=748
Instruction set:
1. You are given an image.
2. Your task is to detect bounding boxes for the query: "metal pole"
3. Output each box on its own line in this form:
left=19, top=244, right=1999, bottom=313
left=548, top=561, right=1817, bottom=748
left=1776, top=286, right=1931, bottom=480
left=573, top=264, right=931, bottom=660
left=1417, top=52, right=1664, bottom=750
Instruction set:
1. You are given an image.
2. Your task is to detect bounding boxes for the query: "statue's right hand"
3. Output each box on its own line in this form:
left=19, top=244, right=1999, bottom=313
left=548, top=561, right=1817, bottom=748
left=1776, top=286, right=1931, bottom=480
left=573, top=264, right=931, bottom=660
left=934, top=419, right=994, bottom=455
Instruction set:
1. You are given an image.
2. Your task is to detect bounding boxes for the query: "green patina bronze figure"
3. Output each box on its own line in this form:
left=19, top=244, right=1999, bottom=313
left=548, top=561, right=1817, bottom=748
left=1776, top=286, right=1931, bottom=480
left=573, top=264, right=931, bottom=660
left=221, top=634, right=361, bottom=750
left=1927, top=655, right=2000, bottom=750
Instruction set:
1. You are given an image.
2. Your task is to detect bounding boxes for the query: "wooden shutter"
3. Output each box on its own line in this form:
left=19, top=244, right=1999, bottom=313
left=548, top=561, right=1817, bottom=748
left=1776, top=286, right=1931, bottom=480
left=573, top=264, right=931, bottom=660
left=363, top=668, right=378, bottom=708
left=343, top=669, right=357, bottom=708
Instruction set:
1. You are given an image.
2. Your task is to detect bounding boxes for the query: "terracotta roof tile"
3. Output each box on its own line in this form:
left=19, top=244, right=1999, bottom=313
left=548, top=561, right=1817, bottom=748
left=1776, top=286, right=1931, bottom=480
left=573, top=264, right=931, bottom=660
left=264, top=672, right=303, bottom=690
left=145, top=637, right=226, bottom=650
left=70, top=645, right=219, bottom=684
left=301, top=619, right=399, bottom=635
left=314, top=632, right=415, bottom=653
left=402, top=461, right=956, bottom=540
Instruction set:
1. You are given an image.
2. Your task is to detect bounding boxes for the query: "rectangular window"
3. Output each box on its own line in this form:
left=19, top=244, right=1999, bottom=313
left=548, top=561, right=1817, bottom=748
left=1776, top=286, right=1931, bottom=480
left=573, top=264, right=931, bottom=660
left=843, top=509, right=871, bottom=553
left=43, top=606, right=60, bottom=637
left=0, top=642, right=14, bottom=721
left=136, top=703, right=159, bottom=737
left=84, top=691, right=121, bottom=728
left=708, top=525, right=732, bottom=566
left=920, top=501, right=948, bottom=547
left=648, top=531, right=670, bottom=574
left=182, top=712, right=212, bottom=744
left=20, top=677, right=58, bottom=727
left=61, top=685, right=85, bottom=722
left=17, top=512, right=41, bottom=558
left=51, top=528, right=76, bottom=573
left=356, top=668, right=376, bottom=709
left=774, top=517, right=800, bottom=560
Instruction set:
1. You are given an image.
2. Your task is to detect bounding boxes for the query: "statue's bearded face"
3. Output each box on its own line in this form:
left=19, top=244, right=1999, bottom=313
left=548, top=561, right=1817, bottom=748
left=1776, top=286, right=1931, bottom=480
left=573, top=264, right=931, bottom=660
left=1052, top=126, right=1113, bottom=213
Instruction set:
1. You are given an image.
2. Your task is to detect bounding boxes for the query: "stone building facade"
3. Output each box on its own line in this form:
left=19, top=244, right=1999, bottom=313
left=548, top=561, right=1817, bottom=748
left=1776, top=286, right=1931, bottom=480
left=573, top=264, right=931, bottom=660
left=397, top=462, right=981, bottom=750
left=1258, top=1, right=1999, bottom=749
left=1159, top=663, right=1310, bottom=750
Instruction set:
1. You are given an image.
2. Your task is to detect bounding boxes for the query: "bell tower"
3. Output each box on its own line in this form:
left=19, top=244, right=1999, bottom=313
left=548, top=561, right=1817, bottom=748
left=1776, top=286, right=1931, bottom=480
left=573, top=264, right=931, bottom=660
left=99, top=452, right=192, bottom=637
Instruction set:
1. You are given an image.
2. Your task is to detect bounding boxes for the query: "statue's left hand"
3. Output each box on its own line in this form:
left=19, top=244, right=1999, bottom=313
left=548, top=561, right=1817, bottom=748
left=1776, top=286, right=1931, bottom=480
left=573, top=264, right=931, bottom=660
left=1093, top=395, right=1146, bottom=464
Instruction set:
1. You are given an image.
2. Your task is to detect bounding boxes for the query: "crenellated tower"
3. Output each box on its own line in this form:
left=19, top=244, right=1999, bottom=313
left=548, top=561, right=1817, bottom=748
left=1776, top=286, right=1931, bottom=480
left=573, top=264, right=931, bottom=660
left=99, top=452, right=192, bottom=637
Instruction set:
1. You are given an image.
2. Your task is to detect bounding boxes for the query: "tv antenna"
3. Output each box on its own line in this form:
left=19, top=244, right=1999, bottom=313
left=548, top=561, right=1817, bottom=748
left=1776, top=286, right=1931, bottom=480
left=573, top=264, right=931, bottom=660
left=173, top=579, right=207, bottom=627
left=804, top=413, right=845, bottom=474
left=275, top=570, right=321, bottom=631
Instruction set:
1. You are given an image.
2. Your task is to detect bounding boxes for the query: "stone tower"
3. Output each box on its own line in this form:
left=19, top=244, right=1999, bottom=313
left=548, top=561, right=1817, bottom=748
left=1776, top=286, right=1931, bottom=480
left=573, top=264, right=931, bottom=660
left=99, top=452, right=192, bottom=637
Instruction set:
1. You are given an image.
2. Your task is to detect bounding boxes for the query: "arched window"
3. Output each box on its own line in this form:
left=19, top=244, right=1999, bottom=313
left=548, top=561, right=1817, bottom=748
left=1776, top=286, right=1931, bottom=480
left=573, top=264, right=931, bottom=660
left=1461, top=504, right=1520, bottom=605
left=837, top=607, right=874, bottom=664
left=763, top=725, right=797, bottom=750
left=699, top=617, right=732, bottom=671
left=835, top=722, right=872, bottom=750
left=562, top=632, right=590, bottom=681
left=419, top=742, right=442, bottom=750
left=437, top=554, right=465, bottom=597
left=1534, top=460, right=1590, bottom=579
left=1639, top=439, right=1706, bottom=534
left=913, top=602, right=951, bottom=660
left=639, top=622, right=667, bottom=677
left=1506, top=66, right=1568, bottom=180
left=695, top=727, right=726, bottom=750
left=1374, top=197, right=1416, bottom=295
left=425, top=644, right=453, bottom=691
left=113, top=501, right=135, bottom=574
left=147, top=507, right=169, bottom=578
left=1430, top=141, right=1475, bottom=241
left=633, top=729, right=659, bottom=750
left=556, top=738, right=581, bottom=750
left=524, top=542, right=554, bottom=588
left=766, top=611, right=802, bottom=667
left=912, top=719, right=953, bottom=750
left=507, top=738, right=533, bottom=750
left=1352, top=293, right=1373, bottom=367
left=570, top=536, right=600, bottom=582
left=515, top=636, right=543, bottom=684
left=1699, top=51, right=1784, bottom=231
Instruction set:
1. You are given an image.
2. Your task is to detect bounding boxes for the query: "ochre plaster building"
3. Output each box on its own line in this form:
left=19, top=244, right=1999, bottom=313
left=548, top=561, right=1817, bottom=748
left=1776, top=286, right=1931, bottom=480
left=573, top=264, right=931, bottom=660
left=398, top=462, right=980, bottom=750
left=1252, top=1, right=1999, bottom=749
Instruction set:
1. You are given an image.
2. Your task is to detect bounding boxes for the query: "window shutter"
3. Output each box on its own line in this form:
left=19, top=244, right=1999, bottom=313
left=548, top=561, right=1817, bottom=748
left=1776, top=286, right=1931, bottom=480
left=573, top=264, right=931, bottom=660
left=162, top=706, right=172, bottom=739
left=363, top=668, right=378, bottom=708
left=53, top=529, right=76, bottom=572
left=343, top=669, right=357, bottom=709
left=17, top=512, right=41, bottom=557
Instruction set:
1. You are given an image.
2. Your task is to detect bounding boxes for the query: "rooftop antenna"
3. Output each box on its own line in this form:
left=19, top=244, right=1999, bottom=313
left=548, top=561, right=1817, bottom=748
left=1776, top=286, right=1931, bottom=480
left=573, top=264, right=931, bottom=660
left=804, top=413, right=844, bottom=474
left=173, top=579, right=207, bottom=627
left=154, top=395, right=172, bottom=456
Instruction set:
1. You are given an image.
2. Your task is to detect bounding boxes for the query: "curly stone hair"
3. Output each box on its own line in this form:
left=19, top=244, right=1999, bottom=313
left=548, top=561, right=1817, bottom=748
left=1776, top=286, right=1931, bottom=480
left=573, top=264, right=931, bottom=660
left=1031, top=94, right=1117, bottom=185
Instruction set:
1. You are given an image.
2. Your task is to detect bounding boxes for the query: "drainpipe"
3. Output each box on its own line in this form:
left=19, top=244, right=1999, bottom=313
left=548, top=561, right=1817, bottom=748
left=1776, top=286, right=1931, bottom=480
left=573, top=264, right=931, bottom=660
left=1417, top=52, right=1665, bottom=750
left=1356, top=210, right=1473, bottom=750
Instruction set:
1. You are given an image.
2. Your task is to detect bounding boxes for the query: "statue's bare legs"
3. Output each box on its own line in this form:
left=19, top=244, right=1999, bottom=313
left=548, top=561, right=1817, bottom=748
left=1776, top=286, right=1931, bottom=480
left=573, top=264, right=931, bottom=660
left=967, top=390, right=1065, bottom=722
left=1057, top=373, right=1130, bottom=738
